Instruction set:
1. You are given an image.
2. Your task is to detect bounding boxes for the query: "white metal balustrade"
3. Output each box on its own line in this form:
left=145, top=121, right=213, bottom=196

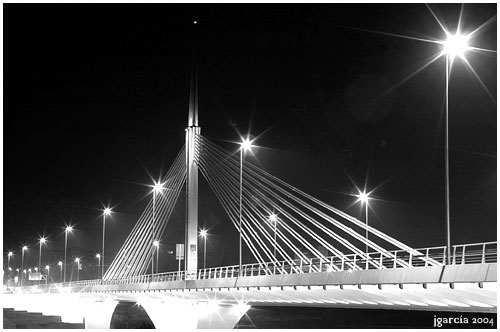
left=13, top=242, right=497, bottom=292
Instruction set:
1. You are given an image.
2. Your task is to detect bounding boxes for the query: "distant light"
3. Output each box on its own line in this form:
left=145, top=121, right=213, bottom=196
left=22, top=246, right=28, bottom=251
left=75, top=258, right=80, bottom=263
left=34, top=267, right=38, bottom=272
left=96, top=253, right=101, bottom=258
left=241, top=138, right=253, bottom=152
left=66, top=225, right=73, bottom=232
left=199, top=229, right=207, bottom=237
left=8, top=267, right=12, bottom=271
left=153, top=182, right=165, bottom=194
left=356, top=191, right=370, bottom=204
left=16, top=269, right=19, bottom=272
left=194, top=20, right=197, bottom=24
left=28, top=269, right=31, bottom=273
left=8, top=252, right=13, bottom=257
left=443, top=33, right=470, bottom=59
left=104, top=207, right=112, bottom=216
left=23, top=270, right=26, bottom=273
left=153, top=240, right=160, bottom=247
left=40, top=237, right=46, bottom=244
left=326, top=265, right=334, bottom=273
left=269, top=213, right=277, bottom=223
left=58, top=261, right=63, bottom=266
left=45, top=265, right=50, bottom=270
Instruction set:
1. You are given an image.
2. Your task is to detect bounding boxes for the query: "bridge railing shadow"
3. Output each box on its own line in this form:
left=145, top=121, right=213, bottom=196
left=8, top=242, right=496, bottom=293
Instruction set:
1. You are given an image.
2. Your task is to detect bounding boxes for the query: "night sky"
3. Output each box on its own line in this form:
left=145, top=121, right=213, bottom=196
left=3, top=3, right=496, bottom=273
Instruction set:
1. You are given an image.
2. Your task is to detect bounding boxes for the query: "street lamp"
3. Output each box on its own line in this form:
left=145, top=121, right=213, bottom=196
left=441, top=32, right=469, bottom=265
left=269, top=213, right=278, bottom=260
left=21, top=246, right=28, bottom=286
left=199, top=230, right=207, bottom=269
left=38, top=237, right=46, bottom=275
left=7, top=252, right=13, bottom=269
left=95, top=254, right=101, bottom=279
left=58, top=261, right=63, bottom=283
left=75, top=258, right=80, bottom=282
left=102, top=208, right=112, bottom=280
left=153, top=241, right=159, bottom=275
left=356, top=191, right=371, bottom=254
left=45, top=265, right=50, bottom=285
left=151, top=182, right=164, bottom=275
left=64, top=226, right=73, bottom=283
left=239, top=137, right=253, bottom=273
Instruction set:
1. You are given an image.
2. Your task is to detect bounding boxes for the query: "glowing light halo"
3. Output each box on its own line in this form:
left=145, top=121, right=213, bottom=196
left=240, top=137, right=253, bottom=152
left=103, top=207, right=112, bottom=215
left=442, top=32, right=470, bottom=60
left=152, top=181, right=165, bottom=194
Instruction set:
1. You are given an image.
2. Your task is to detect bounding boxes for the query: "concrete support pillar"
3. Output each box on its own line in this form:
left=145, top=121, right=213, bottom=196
left=83, top=300, right=119, bottom=329
left=140, top=300, right=200, bottom=330
left=197, top=303, right=251, bottom=329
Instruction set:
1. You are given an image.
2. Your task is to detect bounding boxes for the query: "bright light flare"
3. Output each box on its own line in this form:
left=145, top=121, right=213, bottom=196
left=75, top=258, right=80, bottom=263
left=153, top=240, right=160, bottom=247
left=66, top=225, right=73, bottom=232
left=153, top=181, right=165, bottom=194
left=269, top=213, right=277, bottom=223
left=45, top=265, right=50, bottom=270
left=8, top=252, right=13, bottom=257
left=356, top=191, right=371, bottom=204
left=199, top=229, right=207, bottom=237
left=40, top=237, right=46, bottom=244
left=58, top=261, right=63, bottom=266
left=103, top=207, right=112, bottom=215
left=442, top=32, right=470, bottom=59
left=240, top=138, right=253, bottom=151
left=22, top=246, right=28, bottom=251
left=96, top=253, right=101, bottom=258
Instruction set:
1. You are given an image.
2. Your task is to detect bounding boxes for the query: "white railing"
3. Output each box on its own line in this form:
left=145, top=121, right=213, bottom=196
left=12, top=242, right=497, bottom=292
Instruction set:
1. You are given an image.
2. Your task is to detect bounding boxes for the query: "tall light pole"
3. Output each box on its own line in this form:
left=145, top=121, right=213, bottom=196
left=38, top=237, right=46, bottom=277
left=75, top=258, right=80, bottom=282
left=21, top=246, right=27, bottom=286
left=58, top=261, right=63, bottom=283
left=199, top=230, right=207, bottom=269
left=442, top=33, right=469, bottom=265
left=102, top=207, right=112, bottom=280
left=269, top=213, right=278, bottom=260
left=64, top=226, right=73, bottom=283
left=151, top=182, right=164, bottom=275
left=356, top=191, right=370, bottom=254
left=96, top=254, right=101, bottom=279
left=239, top=138, right=252, bottom=273
left=153, top=241, right=159, bottom=275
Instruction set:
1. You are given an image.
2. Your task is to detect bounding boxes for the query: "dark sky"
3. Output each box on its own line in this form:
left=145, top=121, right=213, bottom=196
left=3, top=4, right=496, bottom=272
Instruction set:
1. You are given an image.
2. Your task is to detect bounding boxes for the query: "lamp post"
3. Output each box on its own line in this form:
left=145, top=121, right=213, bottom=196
left=269, top=213, right=278, bottom=260
left=153, top=241, right=159, bottom=275
left=152, top=182, right=164, bottom=275
left=38, top=237, right=46, bottom=278
left=102, top=208, right=112, bottom=280
left=58, top=261, right=63, bottom=283
left=21, top=246, right=27, bottom=286
left=64, top=226, right=72, bottom=283
left=199, top=230, right=207, bottom=269
left=239, top=138, right=252, bottom=273
left=356, top=191, right=370, bottom=254
left=441, top=33, right=469, bottom=265
left=75, top=258, right=80, bottom=282
left=96, top=254, right=101, bottom=279
left=45, top=265, right=50, bottom=285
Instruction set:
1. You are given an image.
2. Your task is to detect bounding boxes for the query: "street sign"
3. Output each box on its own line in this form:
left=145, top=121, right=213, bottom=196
left=176, top=243, right=185, bottom=260
left=28, top=272, right=42, bottom=281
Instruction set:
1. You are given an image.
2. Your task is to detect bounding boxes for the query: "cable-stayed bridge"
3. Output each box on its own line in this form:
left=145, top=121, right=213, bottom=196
left=3, top=64, right=497, bottom=329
